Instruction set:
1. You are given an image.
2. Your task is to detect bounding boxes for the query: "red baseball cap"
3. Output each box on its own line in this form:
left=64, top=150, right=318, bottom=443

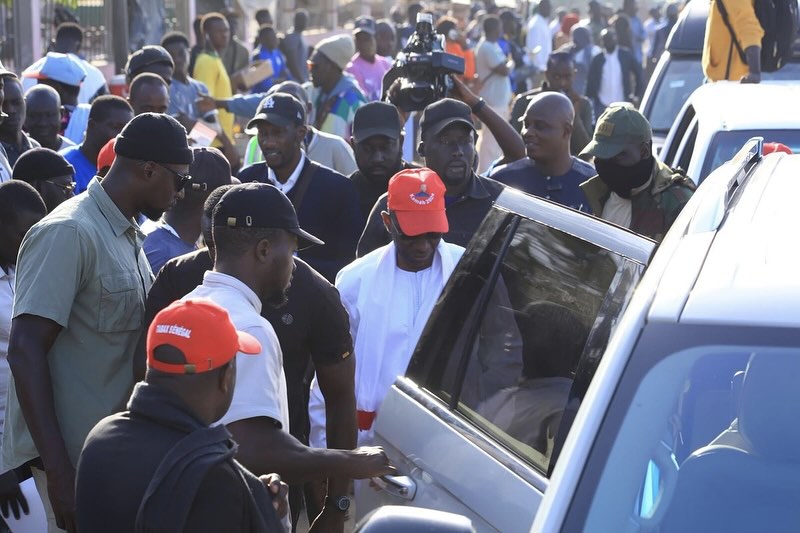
left=97, top=138, right=116, bottom=171
left=147, top=298, right=261, bottom=374
left=387, top=168, right=448, bottom=237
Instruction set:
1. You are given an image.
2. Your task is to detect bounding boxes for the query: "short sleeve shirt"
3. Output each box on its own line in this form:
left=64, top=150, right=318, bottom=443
left=2, top=178, right=153, bottom=469
left=183, top=271, right=289, bottom=430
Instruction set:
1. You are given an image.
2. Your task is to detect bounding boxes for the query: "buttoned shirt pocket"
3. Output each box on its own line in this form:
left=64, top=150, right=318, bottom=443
left=98, top=272, right=144, bottom=333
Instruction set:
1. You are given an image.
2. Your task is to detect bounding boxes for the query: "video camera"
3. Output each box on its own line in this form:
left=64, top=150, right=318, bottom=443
left=385, top=13, right=465, bottom=112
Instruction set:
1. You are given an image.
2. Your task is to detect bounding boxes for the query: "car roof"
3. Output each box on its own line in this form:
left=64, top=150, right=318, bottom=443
left=648, top=144, right=800, bottom=327
left=686, top=82, right=800, bottom=131
left=665, top=0, right=708, bottom=55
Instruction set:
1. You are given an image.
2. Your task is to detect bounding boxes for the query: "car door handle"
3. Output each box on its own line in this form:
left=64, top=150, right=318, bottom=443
left=371, top=474, right=417, bottom=501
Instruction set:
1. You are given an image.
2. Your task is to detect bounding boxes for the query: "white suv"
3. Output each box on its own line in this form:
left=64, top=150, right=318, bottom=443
left=660, top=82, right=800, bottom=185
left=533, top=137, right=800, bottom=532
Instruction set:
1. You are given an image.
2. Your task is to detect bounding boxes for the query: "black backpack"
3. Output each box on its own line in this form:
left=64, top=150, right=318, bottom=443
left=717, top=0, right=799, bottom=73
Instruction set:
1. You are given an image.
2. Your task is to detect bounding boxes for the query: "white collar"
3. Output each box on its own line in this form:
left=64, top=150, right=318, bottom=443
left=202, top=271, right=263, bottom=314
left=267, top=153, right=306, bottom=194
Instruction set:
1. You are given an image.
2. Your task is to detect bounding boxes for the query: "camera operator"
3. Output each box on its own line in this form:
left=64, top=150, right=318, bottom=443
left=358, top=76, right=524, bottom=256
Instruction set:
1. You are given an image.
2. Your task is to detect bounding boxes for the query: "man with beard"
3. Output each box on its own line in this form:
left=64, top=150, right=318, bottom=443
left=0, top=75, right=40, bottom=167
left=580, top=103, right=694, bottom=241
left=183, top=183, right=394, bottom=532
left=493, top=92, right=594, bottom=213
left=3, top=113, right=191, bottom=532
left=238, top=93, right=362, bottom=283
left=349, top=101, right=417, bottom=227
left=24, top=85, right=75, bottom=152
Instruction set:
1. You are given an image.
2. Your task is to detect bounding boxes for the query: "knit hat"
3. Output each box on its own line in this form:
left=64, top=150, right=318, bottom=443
left=315, top=34, right=355, bottom=71
left=13, top=148, right=75, bottom=182
left=114, top=113, right=193, bottom=165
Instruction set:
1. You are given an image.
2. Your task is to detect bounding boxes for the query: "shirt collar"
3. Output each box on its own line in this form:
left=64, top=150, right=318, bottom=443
left=267, top=153, right=306, bottom=194
left=202, top=271, right=263, bottom=315
left=86, top=178, right=139, bottom=238
left=449, top=173, right=491, bottom=201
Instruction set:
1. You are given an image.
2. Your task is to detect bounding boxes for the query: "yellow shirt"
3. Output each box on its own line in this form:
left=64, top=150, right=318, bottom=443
left=702, top=0, right=764, bottom=81
left=193, top=51, right=235, bottom=140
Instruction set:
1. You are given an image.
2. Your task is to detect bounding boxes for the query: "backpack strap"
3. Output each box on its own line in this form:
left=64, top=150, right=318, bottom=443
left=290, top=158, right=320, bottom=213
left=716, top=0, right=748, bottom=79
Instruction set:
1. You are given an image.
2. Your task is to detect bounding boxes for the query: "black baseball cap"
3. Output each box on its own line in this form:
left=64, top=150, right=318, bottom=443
left=352, top=102, right=402, bottom=143
left=125, top=45, right=175, bottom=80
left=213, top=183, right=324, bottom=249
left=353, top=16, right=377, bottom=35
left=245, top=93, right=306, bottom=133
left=114, top=113, right=193, bottom=165
left=419, top=98, right=475, bottom=138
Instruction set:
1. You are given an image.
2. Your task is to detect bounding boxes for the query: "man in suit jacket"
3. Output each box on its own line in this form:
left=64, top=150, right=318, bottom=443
left=586, top=29, right=643, bottom=121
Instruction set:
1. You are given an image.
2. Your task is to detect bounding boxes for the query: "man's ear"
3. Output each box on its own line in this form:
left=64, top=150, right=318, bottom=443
left=564, top=121, right=573, bottom=140
left=295, top=124, right=308, bottom=144
left=640, top=141, right=652, bottom=159
left=219, top=361, right=236, bottom=394
left=255, top=234, right=272, bottom=263
left=417, top=140, right=425, bottom=157
left=380, top=211, right=392, bottom=233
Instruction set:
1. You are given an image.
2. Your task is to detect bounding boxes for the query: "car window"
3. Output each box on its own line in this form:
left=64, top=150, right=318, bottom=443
left=700, top=129, right=800, bottom=180
left=645, top=59, right=705, bottom=135
left=663, top=104, right=696, bottom=167
left=407, top=210, right=644, bottom=476
left=676, top=121, right=698, bottom=172
left=576, top=344, right=800, bottom=533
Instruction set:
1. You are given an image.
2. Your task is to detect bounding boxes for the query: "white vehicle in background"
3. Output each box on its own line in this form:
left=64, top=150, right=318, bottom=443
left=659, top=82, right=800, bottom=185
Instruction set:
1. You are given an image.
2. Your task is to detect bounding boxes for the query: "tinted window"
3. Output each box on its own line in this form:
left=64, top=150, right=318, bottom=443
left=576, top=342, right=800, bottom=533
left=408, top=211, right=643, bottom=475
left=700, top=129, right=800, bottom=180
left=646, top=59, right=705, bottom=134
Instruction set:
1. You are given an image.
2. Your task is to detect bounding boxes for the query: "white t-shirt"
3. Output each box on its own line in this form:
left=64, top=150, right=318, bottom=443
left=598, top=49, right=624, bottom=107
left=526, top=14, right=553, bottom=71
left=183, top=271, right=290, bottom=430
left=475, top=39, right=513, bottom=108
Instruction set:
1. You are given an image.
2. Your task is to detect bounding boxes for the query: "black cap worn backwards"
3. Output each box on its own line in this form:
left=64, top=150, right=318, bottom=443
left=352, top=101, right=402, bottom=144
left=114, top=113, right=193, bottom=165
left=212, top=183, right=324, bottom=249
left=245, top=93, right=306, bottom=133
left=125, top=45, right=175, bottom=79
left=419, top=98, right=476, bottom=139
left=13, top=148, right=75, bottom=182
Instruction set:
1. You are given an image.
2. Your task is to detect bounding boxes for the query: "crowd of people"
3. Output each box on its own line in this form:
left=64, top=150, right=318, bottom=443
left=0, top=0, right=777, bottom=531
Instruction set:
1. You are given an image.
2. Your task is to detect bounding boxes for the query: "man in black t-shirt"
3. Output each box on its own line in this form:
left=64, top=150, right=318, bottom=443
left=77, top=299, right=286, bottom=532
left=136, top=185, right=358, bottom=529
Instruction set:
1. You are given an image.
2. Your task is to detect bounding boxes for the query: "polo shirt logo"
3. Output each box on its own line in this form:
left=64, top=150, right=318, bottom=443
left=155, top=324, right=192, bottom=338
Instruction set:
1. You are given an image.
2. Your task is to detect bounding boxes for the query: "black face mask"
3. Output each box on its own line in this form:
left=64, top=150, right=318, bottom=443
left=595, top=155, right=654, bottom=199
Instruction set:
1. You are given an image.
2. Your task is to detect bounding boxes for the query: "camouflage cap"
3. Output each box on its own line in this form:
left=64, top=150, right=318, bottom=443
left=581, top=103, right=652, bottom=159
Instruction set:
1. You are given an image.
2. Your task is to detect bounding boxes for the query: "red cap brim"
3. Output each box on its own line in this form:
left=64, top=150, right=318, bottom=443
left=236, top=330, right=262, bottom=355
left=394, top=210, right=449, bottom=237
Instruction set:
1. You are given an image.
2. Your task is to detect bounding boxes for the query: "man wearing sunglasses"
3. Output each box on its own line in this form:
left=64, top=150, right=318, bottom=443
left=3, top=112, right=191, bottom=533
left=309, top=168, right=464, bottom=450
left=11, top=147, right=76, bottom=213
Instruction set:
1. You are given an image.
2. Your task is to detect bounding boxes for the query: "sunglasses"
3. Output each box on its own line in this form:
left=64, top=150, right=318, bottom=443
left=46, top=180, right=76, bottom=193
left=153, top=162, right=191, bottom=191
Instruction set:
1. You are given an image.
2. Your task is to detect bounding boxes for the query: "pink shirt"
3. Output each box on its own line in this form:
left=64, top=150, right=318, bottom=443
left=345, top=54, right=393, bottom=102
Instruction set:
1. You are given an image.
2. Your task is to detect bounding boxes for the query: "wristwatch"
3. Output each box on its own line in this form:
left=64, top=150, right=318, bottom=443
left=325, top=495, right=351, bottom=513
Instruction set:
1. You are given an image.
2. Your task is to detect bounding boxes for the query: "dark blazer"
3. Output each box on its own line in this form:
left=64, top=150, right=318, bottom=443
left=239, top=158, right=363, bottom=282
left=586, top=47, right=644, bottom=105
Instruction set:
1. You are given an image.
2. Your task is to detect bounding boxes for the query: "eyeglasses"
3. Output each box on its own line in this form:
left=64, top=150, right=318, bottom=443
left=45, top=180, right=76, bottom=193
left=154, top=162, right=191, bottom=191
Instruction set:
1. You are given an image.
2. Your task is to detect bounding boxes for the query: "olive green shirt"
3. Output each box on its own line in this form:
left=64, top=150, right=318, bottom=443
left=2, top=178, right=153, bottom=469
